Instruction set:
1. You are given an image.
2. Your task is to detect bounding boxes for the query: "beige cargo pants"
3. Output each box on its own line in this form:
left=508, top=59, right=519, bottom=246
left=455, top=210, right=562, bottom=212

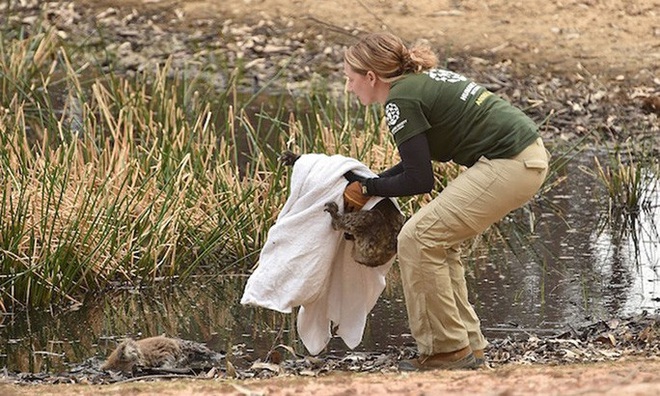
left=397, top=137, right=550, bottom=355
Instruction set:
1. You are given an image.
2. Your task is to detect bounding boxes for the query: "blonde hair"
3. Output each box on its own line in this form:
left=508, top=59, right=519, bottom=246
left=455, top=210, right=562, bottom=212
left=344, top=32, right=438, bottom=83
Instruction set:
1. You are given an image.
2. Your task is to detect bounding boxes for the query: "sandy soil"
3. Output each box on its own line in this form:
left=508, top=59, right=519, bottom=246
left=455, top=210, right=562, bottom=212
left=87, top=0, right=659, bottom=82
left=3, top=0, right=659, bottom=394
left=199, top=0, right=660, bottom=80
left=3, top=358, right=660, bottom=395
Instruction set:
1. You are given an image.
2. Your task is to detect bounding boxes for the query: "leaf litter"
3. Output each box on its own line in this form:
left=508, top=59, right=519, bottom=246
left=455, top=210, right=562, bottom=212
left=1, top=312, right=658, bottom=385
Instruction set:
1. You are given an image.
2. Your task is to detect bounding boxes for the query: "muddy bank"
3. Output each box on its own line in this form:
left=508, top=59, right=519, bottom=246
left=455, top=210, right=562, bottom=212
left=1, top=312, right=658, bottom=385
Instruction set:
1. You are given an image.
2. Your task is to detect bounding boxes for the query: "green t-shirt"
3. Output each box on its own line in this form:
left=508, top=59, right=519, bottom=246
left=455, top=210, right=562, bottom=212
left=385, top=69, right=539, bottom=167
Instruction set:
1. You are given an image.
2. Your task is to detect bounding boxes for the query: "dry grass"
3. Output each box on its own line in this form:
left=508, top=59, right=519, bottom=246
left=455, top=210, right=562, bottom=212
left=0, top=26, right=405, bottom=309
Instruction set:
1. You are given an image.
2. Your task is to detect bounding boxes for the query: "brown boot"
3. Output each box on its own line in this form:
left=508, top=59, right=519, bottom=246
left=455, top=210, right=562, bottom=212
left=473, top=349, right=486, bottom=368
left=399, top=346, right=476, bottom=371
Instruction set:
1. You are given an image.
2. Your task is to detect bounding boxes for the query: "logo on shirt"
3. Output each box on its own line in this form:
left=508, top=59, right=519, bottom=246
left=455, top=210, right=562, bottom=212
left=385, top=103, right=407, bottom=135
left=385, top=103, right=400, bottom=125
left=425, top=69, right=467, bottom=83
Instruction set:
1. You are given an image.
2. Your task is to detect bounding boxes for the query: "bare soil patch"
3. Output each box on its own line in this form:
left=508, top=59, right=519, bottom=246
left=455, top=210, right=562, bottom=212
left=88, top=0, right=660, bottom=82
left=47, top=0, right=656, bottom=142
left=3, top=358, right=660, bottom=395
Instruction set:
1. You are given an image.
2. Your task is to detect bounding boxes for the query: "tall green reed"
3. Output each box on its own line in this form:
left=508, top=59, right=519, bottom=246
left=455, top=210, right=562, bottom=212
left=0, top=28, right=268, bottom=308
left=0, top=26, right=409, bottom=310
left=0, top=24, right=562, bottom=311
left=593, top=141, right=657, bottom=215
left=589, top=140, right=658, bottom=256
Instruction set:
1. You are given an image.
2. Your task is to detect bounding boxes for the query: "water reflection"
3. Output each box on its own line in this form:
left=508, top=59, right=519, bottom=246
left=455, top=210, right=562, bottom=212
left=471, top=149, right=660, bottom=337
left=2, top=151, right=659, bottom=373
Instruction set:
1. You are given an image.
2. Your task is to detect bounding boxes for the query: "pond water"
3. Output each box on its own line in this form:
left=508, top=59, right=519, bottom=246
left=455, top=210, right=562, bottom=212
left=1, top=149, right=658, bottom=373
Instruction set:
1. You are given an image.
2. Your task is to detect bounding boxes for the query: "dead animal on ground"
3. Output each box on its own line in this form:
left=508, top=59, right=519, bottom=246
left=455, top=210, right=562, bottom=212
left=100, top=335, right=223, bottom=373
left=280, top=150, right=405, bottom=267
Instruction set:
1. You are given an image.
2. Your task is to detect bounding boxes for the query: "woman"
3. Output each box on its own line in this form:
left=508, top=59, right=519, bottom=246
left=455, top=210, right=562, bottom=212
left=342, top=32, right=550, bottom=371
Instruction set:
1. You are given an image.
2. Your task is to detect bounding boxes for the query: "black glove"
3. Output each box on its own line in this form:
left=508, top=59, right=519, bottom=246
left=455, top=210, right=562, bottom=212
left=343, top=170, right=367, bottom=184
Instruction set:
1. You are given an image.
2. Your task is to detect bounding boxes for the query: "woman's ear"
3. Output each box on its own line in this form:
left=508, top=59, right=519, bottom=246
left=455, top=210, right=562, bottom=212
left=366, top=70, right=377, bottom=86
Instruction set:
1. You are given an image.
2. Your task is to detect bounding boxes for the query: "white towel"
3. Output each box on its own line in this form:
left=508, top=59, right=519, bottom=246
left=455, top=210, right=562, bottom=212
left=240, top=153, right=399, bottom=355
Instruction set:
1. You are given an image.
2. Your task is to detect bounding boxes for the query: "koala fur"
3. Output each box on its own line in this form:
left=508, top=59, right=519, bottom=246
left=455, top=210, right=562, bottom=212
left=280, top=150, right=405, bottom=267
left=100, top=335, right=222, bottom=373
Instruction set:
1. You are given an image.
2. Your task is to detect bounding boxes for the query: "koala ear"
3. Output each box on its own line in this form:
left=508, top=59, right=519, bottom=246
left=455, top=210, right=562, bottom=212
left=122, top=339, right=140, bottom=359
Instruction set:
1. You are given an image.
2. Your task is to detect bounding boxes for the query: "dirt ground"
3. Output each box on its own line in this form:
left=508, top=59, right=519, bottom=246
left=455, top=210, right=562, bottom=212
left=78, top=0, right=659, bottom=82
left=190, top=0, right=660, bottom=81
left=3, top=358, right=660, bottom=395
left=115, top=0, right=657, bottom=78
left=3, top=0, right=659, bottom=394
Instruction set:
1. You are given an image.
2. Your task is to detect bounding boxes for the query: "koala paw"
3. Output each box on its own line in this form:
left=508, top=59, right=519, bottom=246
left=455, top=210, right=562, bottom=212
left=279, top=151, right=300, bottom=166
left=324, top=201, right=339, bottom=214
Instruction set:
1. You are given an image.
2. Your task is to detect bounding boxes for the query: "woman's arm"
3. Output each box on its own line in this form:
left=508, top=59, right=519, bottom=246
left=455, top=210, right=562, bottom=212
left=365, top=133, right=435, bottom=197
left=377, top=162, right=404, bottom=178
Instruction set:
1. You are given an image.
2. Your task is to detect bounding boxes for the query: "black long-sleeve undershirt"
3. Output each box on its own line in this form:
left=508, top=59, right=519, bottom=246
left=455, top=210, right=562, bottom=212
left=364, top=133, right=436, bottom=197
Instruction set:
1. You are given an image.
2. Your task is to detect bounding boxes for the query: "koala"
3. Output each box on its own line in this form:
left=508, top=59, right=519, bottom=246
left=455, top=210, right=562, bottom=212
left=323, top=200, right=404, bottom=267
left=100, top=335, right=223, bottom=373
left=280, top=150, right=405, bottom=267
